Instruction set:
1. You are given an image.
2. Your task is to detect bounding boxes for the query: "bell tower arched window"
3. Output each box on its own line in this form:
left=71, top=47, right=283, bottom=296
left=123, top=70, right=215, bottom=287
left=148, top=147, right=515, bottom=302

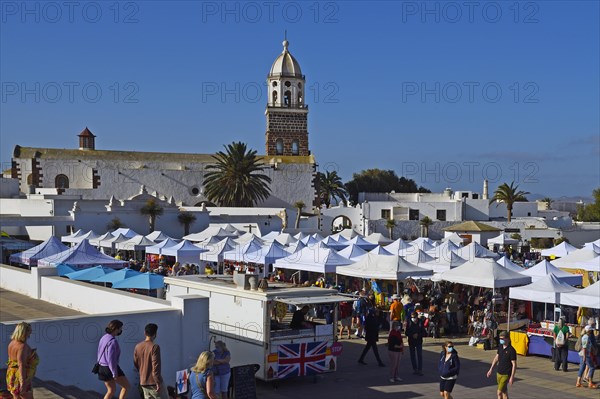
left=55, top=174, right=69, bottom=189
left=291, top=140, right=299, bottom=155
left=275, top=139, right=284, bottom=155
left=284, top=91, right=291, bottom=106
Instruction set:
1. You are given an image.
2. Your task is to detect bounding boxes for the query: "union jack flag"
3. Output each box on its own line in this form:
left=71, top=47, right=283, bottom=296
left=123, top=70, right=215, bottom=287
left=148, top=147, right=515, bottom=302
left=277, top=341, right=328, bottom=378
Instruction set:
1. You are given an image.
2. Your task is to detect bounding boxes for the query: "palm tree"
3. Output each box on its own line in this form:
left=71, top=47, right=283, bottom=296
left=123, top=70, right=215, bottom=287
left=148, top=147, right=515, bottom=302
left=541, top=197, right=553, bottom=210
left=203, top=142, right=272, bottom=207
left=294, top=201, right=305, bottom=229
left=140, top=199, right=164, bottom=233
left=490, top=182, right=530, bottom=222
left=385, top=218, right=396, bottom=240
left=317, top=171, right=348, bottom=208
left=177, top=211, right=197, bottom=236
left=106, top=217, right=124, bottom=231
left=419, top=216, right=433, bottom=238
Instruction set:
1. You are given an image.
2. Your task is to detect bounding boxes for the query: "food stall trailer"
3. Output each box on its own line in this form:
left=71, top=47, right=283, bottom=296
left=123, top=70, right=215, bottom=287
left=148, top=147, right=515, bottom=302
left=164, top=272, right=349, bottom=381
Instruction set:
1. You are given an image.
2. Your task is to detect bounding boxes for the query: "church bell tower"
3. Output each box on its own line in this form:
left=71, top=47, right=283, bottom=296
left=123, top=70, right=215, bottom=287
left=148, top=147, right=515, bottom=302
left=265, top=40, right=309, bottom=156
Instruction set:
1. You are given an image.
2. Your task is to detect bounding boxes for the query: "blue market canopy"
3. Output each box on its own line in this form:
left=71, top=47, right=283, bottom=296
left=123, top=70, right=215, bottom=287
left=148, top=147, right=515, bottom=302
left=91, top=268, right=142, bottom=283
left=111, top=272, right=164, bottom=290
left=66, top=265, right=117, bottom=281
left=56, top=263, right=77, bottom=277
left=37, top=240, right=128, bottom=268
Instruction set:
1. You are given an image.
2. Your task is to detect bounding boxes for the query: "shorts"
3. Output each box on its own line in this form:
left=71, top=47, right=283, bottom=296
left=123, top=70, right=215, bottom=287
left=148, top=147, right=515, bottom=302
left=98, top=365, right=125, bottom=381
left=439, top=378, right=456, bottom=393
left=340, top=317, right=352, bottom=327
left=496, top=373, right=509, bottom=392
left=213, top=371, right=231, bottom=393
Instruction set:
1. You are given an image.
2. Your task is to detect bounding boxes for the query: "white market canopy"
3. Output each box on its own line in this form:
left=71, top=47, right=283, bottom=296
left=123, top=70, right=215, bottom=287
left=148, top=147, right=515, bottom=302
left=551, top=247, right=600, bottom=272
left=145, top=231, right=172, bottom=242
left=145, top=238, right=181, bottom=255
left=384, top=239, right=413, bottom=254
left=37, top=239, right=127, bottom=269
left=496, top=256, right=523, bottom=272
left=336, top=253, right=432, bottom=280
left=402, top=248, right=437, bottom=265
left=560, top=281, right=600, bottom=309
left=110, top=228, right=139, bottom=238
left=426, top=240, right=460, bottom=259
left=9, top=236, right=68, bottom=266
left=62, top=230, right=100, bottom=244
left=240, top=243, right=291, bottom=265
left=336, top=244, right=368, bottom=260
left=488, top=233, right=519, bottom=245
left=364, top=233, right=393, bottom=245
left=520, top=259, right=582, bottom=286
left=88, top=232, right=114, bottom=247
left=199, top=237, right=237, bottom=262
left=347, top=236, right=378, bottom=251
left=115, top=235, right=157, bottom=251
left=368, top=245, right=393, bottom=256
left=420, top=252, right=467, bottom=273
left=183, top=227, right=238, bottom=242
left=275, top=247, right=353, bottom=274
left=161, top=240, right=208, bottom=264
left=443, top=232, right=467, bottom=245
left=509, top=273, right=578, bottom=304
left=439, top=257, right=532, bottom=289
left=453, top=242, right=500, bottom=260
left=99, top=233, right=129, bottom=250
left=540, top=241, right=579, bottom=258
left=411, top=238, right=436, bottom=252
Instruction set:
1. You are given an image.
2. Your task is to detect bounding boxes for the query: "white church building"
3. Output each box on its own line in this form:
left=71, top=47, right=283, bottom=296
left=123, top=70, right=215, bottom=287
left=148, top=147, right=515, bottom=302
left=8, top=40, right=317, bottom=210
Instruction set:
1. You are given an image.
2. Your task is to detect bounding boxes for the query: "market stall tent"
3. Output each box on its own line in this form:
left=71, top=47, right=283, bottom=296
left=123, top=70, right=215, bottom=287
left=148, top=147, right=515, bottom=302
left=496, top=256, right=523, bottom=272
left=560, top=281, right=600, bottom=309
left=274, top=247, right=353, bottom=274
left=509, top=273, right=577, bottom=304
left=145, top=238, right=180, bottom=255
left=487, top=233, right=519, bottom=246
left=115, top=235, right=157, bottom=251
left=520, top=260, right=582, bottom=286
left=453, top=242, right=500, bottom=260
left=9, top=236, right=68, bottom=266
left=38, top=240, right=127, bottom=268
left=336, top=253, right=432, bottom=280
left=551, top=247, right=600, bottom=272
left=161, top=240, right=208, bottom=264
left=439, top=257, right=531, bottom=289
left=540, top=241, right=578, bottom=258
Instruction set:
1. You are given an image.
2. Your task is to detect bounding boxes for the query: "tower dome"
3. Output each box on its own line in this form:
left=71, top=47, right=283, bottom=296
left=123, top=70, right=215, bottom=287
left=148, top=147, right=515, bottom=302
left=269, top=40, right=303, bottom=78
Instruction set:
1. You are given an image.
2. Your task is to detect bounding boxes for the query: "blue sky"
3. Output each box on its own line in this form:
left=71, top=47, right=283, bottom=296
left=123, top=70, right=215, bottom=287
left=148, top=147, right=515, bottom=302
left=1, top=0, right=598, bottom=198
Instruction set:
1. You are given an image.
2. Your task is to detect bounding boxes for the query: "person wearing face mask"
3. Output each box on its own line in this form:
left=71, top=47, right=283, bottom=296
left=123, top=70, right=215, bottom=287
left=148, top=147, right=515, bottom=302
left=97, top=319, right=130, bottom=399
left=406, top=312, right=426, bottom=375
left=438, top=341, right=460, bottom=399
left=486, top=331, right=517, bottom=399
left=387, top=321, right=404, bottom=383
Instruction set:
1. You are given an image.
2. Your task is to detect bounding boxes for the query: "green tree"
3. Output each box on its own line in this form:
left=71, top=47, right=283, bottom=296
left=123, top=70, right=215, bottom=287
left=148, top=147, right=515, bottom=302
left=294, top=201, right=305, bottom=229
left=177, top=211, right=197, bottom=236
left=106, top=217, right=124, bottom=231
left=510, top=233, right=522, bottom=241
left=553, top=236, right=570, bottom=246
left=203, top=142, right=272, bottom=207
left=344, top=169, right=430, bottom=205
left=419, top=216, right=433, bottom=238
left=317, top=171, right=348, bottom=208
left=489, top=182, right=530, bottom=222
left=385, top=218, right=396, bottom=240
left=140, top=199, right=164, bottom=233
left=576, top=188, right=600, bottom=222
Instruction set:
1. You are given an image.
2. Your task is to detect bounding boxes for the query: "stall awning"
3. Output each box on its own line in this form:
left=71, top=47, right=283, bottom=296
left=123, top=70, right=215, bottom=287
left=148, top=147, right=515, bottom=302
left=274, top=295, right=351, bottom=306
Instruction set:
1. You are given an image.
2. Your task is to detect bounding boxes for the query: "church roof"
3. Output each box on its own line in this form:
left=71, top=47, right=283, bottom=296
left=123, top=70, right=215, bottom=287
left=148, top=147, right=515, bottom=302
left=443, top=221, right=500, bottom=232
left=78, top=127, right=96, bottom=137
left=269, top=40, right=303, bottom=78
left=13, top=145, right=315, bottom=165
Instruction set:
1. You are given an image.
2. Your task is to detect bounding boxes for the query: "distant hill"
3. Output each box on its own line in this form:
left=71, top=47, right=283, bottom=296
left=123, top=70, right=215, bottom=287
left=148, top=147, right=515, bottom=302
left=527, top=193, right=593, bottom=203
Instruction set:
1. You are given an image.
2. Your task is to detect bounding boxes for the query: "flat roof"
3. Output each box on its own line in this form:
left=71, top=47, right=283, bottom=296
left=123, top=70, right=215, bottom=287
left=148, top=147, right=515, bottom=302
left=0, top=288, right=85, bottom=323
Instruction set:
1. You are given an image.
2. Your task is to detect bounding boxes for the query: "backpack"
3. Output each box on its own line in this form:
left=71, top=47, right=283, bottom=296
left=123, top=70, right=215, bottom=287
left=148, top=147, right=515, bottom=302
left=555, top=329, right=565, bottom=346
left=574, top=335, right=583, bottom=352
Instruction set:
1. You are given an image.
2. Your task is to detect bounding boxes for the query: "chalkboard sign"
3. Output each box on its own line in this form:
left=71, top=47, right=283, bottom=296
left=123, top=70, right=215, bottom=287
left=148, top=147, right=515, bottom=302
left=231, top=364, right=260, bottom=399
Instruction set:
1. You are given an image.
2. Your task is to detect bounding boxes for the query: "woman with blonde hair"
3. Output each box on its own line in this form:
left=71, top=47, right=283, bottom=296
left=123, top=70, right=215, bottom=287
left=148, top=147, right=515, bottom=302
left=190, top=351, right=219, bottom=399
left=6, top=322, right=39, bottom=399
left=212, top=341, right=231, bottom=398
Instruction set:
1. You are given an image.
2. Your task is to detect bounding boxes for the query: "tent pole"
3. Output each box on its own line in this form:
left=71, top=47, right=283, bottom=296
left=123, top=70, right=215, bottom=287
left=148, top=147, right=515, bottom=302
left=396, top=280, right=400, bottom=295
left=507, top=298, right=511, bottom=332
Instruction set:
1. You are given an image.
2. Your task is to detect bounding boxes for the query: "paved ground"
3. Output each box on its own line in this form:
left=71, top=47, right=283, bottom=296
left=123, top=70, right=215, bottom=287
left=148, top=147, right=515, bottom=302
left=1, top=289, right=597, bottom=398
left=23, top=335, right=599, bottom=398
left=0, top=288, right=84, bottom=322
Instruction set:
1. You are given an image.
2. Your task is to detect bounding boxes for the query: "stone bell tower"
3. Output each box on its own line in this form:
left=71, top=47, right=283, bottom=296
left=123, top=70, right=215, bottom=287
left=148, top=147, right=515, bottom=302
left=265, top=39, right=309, bottom=156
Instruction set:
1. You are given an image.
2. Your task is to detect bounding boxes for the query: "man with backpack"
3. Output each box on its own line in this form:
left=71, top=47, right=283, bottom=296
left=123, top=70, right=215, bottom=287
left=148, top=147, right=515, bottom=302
left=553, top=318, right=570, bottom=372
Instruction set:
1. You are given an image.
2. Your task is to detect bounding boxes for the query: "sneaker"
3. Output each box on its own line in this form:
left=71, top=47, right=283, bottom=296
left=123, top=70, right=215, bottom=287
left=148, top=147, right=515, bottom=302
left=389, top=378, right=395, bottom=383
left=358, top=360, right=367, bottom=365
left=417, top=371, right=424, bottom=376
left=395, top=377, right=403, bottom=382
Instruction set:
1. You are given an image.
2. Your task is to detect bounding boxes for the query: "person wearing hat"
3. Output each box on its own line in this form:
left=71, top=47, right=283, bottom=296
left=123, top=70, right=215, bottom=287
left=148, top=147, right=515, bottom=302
left=486, top=331, right=517, bottom=399
left=389, top=295, right=404, bottom=332
left=576, top=325, right=597, bottom=389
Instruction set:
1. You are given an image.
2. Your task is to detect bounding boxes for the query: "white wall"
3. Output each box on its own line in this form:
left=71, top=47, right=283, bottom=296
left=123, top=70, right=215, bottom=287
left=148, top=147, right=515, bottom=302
left=0, top=265, right=33, bottom=296
left=0, top=263, right=210, bottom=396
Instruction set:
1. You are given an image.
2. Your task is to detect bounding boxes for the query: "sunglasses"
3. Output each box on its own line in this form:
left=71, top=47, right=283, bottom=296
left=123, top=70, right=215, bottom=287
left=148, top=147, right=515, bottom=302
left=447, top=346, right=453, bottom=348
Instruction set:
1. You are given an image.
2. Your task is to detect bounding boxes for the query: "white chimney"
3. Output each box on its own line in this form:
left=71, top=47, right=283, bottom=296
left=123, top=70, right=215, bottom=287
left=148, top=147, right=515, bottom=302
left=483, top=179, right=489, bottom=200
